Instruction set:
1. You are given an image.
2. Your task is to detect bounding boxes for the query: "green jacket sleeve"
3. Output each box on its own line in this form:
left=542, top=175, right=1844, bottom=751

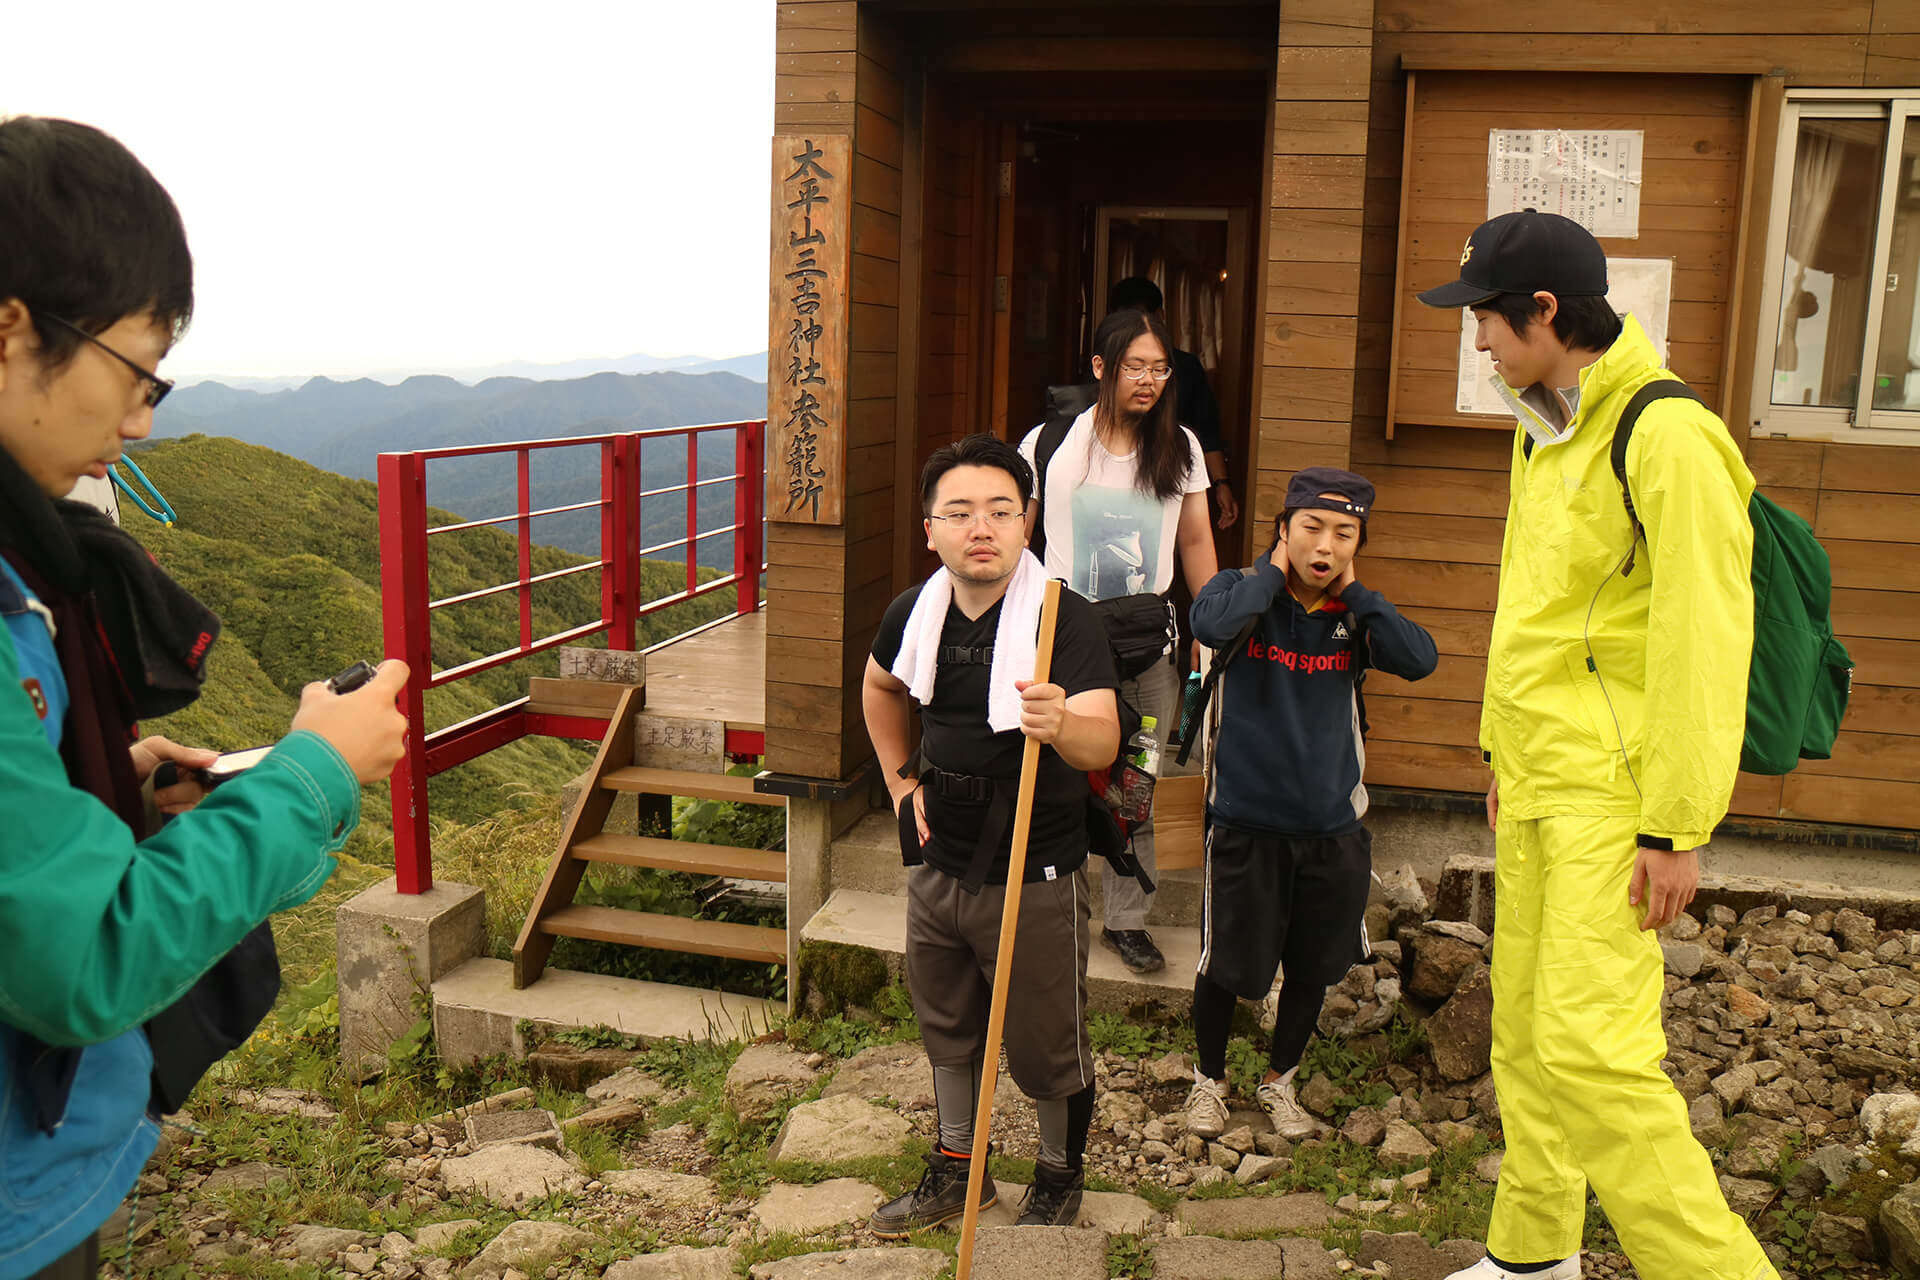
left=1627, top=404, right=1756, bottom=849
left=0, top=628, right=361, bottom=1047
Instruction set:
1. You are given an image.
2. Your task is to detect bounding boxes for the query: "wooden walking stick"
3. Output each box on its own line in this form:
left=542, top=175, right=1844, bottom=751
left=955, top=577, right=1063, bottom=1280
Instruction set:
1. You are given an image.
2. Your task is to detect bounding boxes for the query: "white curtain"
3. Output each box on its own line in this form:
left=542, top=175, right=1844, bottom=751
left=1778, top=124, right=1847, bottom=372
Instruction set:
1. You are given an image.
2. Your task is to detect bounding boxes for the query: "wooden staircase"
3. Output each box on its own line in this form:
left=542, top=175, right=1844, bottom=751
left=513, top=685, right=788, bottom=988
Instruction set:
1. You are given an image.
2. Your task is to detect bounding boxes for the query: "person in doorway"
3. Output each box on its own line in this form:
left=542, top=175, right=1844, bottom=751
left=863, top=433, right=1121, bottom=1233
left=0, top=116, right=412, bottom=1279
left=1417, top=211, right=1774, bottom=1280
left=1020, top=307, right=1218, bottom=975
left=1106, top=276, right=1239, bottom=530
left=1184, top=468, right=1436, bottom=1139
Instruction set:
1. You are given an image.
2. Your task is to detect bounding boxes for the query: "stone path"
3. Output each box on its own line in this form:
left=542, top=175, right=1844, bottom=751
left=103, top=894, right=1920, bottom=1279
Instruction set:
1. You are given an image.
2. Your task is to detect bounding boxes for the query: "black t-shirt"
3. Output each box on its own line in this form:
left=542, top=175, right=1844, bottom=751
left=872, top=584, right=1118, bottom=882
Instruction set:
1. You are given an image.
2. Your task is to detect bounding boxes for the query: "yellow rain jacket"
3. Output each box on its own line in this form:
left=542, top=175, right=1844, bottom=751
left=1482, top=315, right=1755, bottom=848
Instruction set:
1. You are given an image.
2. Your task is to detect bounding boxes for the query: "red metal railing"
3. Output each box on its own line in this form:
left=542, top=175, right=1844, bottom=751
left=377, top=419, right=766, bottom=893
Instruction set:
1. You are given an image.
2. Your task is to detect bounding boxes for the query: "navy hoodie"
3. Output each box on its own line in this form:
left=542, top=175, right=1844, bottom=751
left=1190, top=554, right=1438, bottom=836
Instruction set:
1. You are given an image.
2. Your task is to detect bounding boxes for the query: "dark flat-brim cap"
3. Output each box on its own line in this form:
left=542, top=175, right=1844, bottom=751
left=1416, top=210, right=1609, bottom=308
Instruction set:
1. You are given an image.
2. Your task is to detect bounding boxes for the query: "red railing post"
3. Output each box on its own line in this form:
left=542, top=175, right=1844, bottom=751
left=735, top=419, right=763, bottom=615
left=378, top=451, right=434, bottom=893
left=685, top=432, right=700, bottom=600
left=516, top=449, right=534, bottom=651
left=606, top=434, right=640, bottom=650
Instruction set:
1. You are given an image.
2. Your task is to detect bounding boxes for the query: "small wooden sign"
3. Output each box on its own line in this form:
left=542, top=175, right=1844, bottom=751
left=767, top=134, right=851, bottom=526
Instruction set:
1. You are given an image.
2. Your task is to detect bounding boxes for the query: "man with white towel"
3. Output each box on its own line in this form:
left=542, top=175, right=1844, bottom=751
left=863, top=432, right=1121, bottom=1234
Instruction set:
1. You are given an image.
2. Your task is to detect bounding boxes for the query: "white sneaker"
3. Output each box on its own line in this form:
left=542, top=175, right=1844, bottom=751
left=1441, top=1256, right=1581, bottom=1280
left=1184, top=1071, right=1230, bottom=1140
left=1255, top=1075, right=1317, bottom=1140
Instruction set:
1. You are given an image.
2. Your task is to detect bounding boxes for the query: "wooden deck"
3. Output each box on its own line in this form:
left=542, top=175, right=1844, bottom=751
left=644, top=610, right=766, bottom=733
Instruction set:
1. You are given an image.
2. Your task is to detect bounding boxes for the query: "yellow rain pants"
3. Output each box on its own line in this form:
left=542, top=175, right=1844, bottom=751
left=1487, top=815, right=1778, bottom=1280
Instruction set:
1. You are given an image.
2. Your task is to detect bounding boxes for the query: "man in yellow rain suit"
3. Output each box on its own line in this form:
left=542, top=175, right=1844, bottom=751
left=1418, top=212, right=1777, bottom=1280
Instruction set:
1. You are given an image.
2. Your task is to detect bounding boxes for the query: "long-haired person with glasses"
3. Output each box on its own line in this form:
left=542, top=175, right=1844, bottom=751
left=1020, top=306, right=1218, bottom=975
left=0, top=117, right=410, bottom=1279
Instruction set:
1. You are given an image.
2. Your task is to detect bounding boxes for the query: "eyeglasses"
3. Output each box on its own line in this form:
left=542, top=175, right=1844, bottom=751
left=1117, top=362, right=1173, bottom=382
left=926, top=509, right=1024, bottom=529
left=41, top=313, right=174, bottom=409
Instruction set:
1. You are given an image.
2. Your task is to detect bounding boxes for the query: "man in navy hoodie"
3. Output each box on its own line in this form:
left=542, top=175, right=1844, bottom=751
left=1184, top=467, right=1437, bottom=1139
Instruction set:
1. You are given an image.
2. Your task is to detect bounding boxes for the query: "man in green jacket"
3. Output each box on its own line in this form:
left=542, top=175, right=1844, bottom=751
left=1419, top=212, right=1775, bottom=1280
left=0, top=116, right=410, bottom=1279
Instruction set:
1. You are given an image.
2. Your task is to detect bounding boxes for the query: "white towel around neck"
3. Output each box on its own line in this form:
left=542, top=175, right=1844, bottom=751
left=890, top=549, right=1048, bottom=733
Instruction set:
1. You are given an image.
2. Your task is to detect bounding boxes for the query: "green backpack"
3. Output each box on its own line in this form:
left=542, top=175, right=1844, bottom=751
left=1611, top=381, right=1854, bottom=775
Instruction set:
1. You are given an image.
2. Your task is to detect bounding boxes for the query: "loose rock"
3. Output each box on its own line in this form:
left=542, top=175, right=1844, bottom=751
left=723, top=1044, right=817, bottom=1123
left=766, top=1094, right=913, bottom=1164
left=459, top=1221, right=597, bottom=1280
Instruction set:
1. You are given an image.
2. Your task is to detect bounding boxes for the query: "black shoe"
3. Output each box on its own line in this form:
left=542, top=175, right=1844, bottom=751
left=869, top=1148, right=996, bottom=1238
left=1102, top=928, right=1165, bottom=974
left=1016, top=1159, right=1085, bottom=1227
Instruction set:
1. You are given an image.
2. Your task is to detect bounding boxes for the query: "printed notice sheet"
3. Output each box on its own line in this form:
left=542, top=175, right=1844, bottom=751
left=1487, top=129, right=1644, bottom=239
left=1455, top=257, right=1674, bottom=417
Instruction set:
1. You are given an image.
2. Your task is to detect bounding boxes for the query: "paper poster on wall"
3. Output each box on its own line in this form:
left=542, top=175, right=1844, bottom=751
left=1454, top=258, right=1674, bottom=417
left=1487, top=129, right=1644, bottom=239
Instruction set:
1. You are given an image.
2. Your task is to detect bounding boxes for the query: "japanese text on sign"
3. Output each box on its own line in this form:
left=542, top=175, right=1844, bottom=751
left=1487, top=129, right=1644, bottom=239
left=767, top=135, right=850, bottom=525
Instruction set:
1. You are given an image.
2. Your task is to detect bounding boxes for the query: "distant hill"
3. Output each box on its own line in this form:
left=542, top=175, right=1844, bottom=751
left=126, top=435, right=736, bottom=843
left=173, top=350, right=769, bottom=391
left=150, top=369, right=770, bottom=562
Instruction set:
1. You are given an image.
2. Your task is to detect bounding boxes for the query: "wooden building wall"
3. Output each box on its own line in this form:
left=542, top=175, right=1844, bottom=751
left=1251, top=0, right=1378, bottom=524
left=1313, top=0, right=1920, bottom=831
left=768, top=0, right=1920, bottom=832
left=764, top=1, right=905, bottom=780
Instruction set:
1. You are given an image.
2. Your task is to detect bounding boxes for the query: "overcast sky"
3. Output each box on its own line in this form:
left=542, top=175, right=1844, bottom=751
left=6, top=1, right=774, bottom=379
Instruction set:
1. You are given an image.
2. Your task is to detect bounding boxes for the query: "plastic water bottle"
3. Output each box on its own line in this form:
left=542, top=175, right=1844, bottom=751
left=1110, top=715, right=1160, bottom=824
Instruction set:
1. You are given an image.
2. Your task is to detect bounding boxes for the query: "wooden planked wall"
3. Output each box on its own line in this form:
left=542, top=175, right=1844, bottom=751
left=1250, top=0, right=1378, bottom=527
left=1308, top=0, right=1920, bottom=830
left=765, top=1, right=906, bottom=780
left=1389, top=73, right=1748, bottom=430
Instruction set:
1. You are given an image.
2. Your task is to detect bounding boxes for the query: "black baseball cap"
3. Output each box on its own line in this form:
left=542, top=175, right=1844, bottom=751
left=1416, top=210, right=1608, bottom=309
left=1284, top=466, right=1373, bottom=524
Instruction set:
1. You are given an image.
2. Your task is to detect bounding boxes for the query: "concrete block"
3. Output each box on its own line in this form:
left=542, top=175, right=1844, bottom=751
left=559, top=646, right=645, bottom=684
left=431, top=958, right=780, bottom=1067
left=337, top=877, right=485, bottom=1079
left=465, top=1107, right=564, bottom=1152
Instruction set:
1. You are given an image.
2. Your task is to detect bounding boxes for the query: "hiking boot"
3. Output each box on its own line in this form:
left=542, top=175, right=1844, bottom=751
left=1016, top=1159, right=1084, bottom=1227
left=1441, top=1257, right=1580, bottom=1280
left=1184, top=1071, right=1230, bottom=1140
left=868, top=1148, right=995, bottom=1238
left=1101, top=928, right=1165, bottom=973
left=1256, top=1074, right=1317, bottom=1140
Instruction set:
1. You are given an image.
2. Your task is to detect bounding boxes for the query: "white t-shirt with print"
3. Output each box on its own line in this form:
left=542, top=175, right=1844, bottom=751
left=1019, top=410, right=1208, bottom=600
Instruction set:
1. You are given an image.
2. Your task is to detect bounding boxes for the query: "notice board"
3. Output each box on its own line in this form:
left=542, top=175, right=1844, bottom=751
left=1385, top=71, right=1750, bottom=434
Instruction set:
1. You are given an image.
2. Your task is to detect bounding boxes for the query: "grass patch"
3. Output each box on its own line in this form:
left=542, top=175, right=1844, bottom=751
left=782, top=983, right=920, bottom=1058
left=1294, top=1036, right=1392, bottom=1123
left=770, top=1144, right=932, bottom=1197
left=1108, top=1234, right=1154, bottom=1278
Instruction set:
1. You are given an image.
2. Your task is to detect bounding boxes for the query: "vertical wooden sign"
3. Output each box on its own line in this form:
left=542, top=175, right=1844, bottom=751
left=768, top=134, right=852, bottom=525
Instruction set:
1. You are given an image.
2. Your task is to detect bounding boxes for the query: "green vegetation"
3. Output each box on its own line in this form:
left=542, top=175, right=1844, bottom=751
left=128, top=433, right=736, bottom=843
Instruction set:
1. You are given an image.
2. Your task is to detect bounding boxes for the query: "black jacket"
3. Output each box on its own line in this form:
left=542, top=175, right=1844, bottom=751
left=1190, top=558, right=1437, bottom=835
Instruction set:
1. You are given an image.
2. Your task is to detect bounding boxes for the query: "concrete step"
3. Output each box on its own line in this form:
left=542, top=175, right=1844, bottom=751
left=829, top=810, right=1207, bottom=928
left=800, top=888, right=1198, bottom=1015
left=534, top=905, right=786, bottom=965
left=601, top=766, right=785, bottom=805
left=574, top=832, right=787, bottom=882
left=431, top=957, right=779, bottom=1066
